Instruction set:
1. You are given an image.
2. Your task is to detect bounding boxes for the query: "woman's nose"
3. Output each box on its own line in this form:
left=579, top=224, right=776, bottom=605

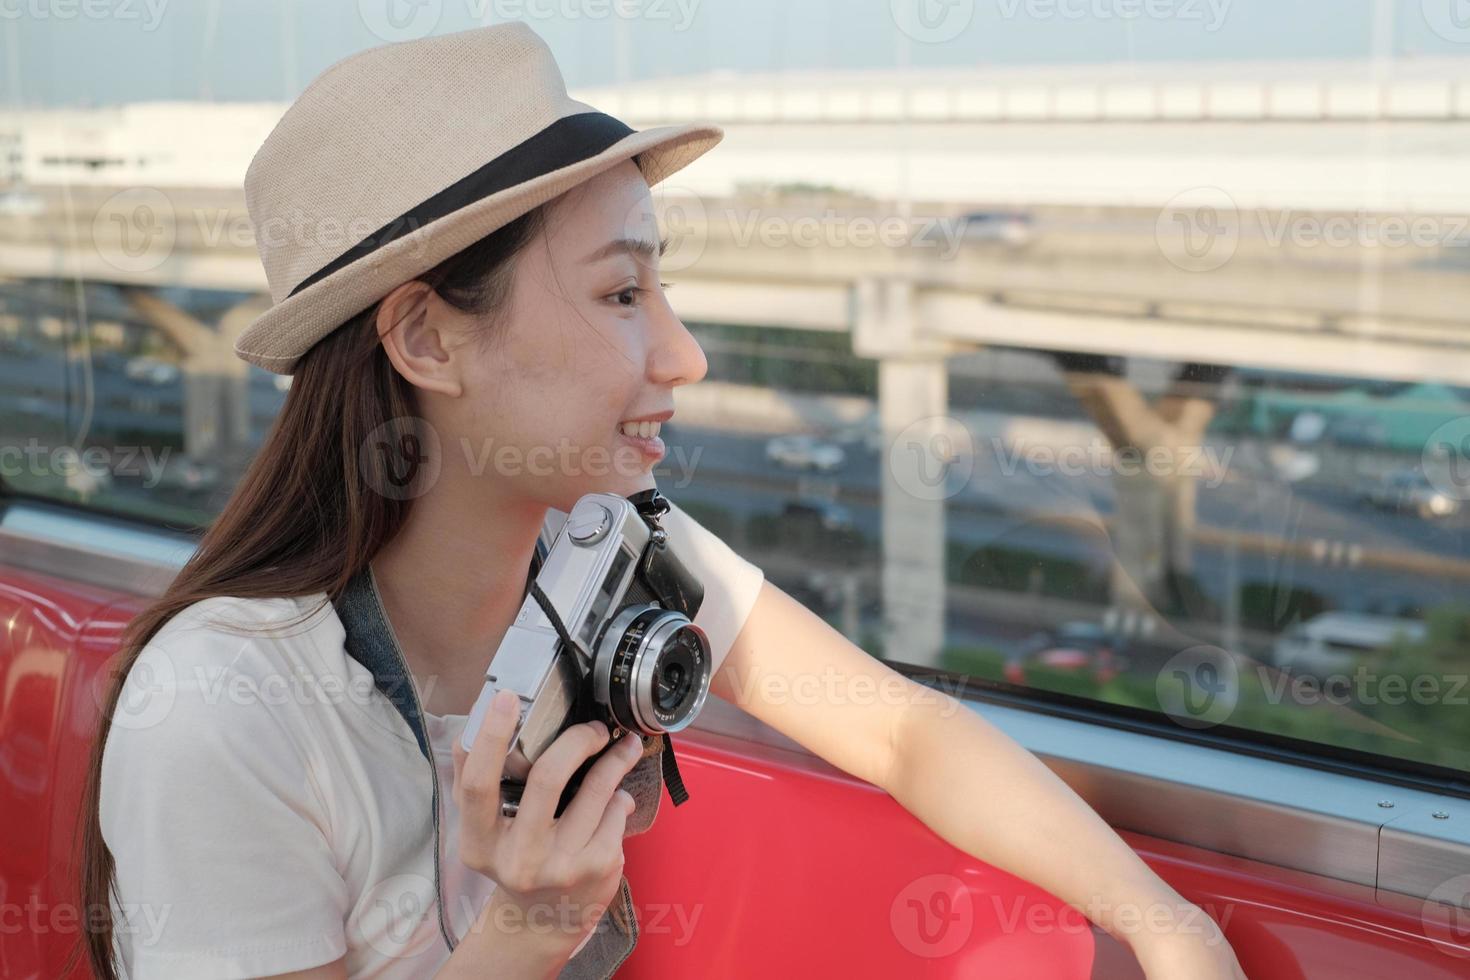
left=649, top=302, right=708, bottom=387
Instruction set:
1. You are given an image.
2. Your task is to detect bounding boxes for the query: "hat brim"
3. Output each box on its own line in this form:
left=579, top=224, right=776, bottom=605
left=233, top=122, right=722, bottom=375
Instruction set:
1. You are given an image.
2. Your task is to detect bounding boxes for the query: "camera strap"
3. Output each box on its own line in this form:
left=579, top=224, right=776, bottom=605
left=530, top=581, right=691, bottom=807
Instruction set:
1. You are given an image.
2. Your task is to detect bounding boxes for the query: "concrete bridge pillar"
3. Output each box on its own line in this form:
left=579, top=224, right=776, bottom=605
left=853, top=277, right=962, bottom=669
left=214, top=297, right=271, bottom=463
left=123, top=291, right=265, bottom=466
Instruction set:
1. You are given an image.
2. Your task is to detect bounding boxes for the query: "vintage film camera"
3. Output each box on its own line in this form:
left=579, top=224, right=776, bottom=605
left=460, top=488, right=711, bottom=817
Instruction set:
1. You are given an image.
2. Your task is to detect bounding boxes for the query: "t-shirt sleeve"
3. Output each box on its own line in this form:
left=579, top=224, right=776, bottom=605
left=99, top=615, right=349, bottom=980
left=542, top=498, right=765, bottom=674
left=658, top=498, right=765, bottom=675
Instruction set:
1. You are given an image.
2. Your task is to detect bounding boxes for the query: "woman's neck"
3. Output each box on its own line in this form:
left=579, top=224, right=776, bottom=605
left=368, top=482, right=547, bottom=717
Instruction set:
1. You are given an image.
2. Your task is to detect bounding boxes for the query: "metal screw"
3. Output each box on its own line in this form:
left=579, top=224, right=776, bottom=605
left=1433, top=811, right=1450, bottom=820
left=1378, top=800, right=1396, bottom=809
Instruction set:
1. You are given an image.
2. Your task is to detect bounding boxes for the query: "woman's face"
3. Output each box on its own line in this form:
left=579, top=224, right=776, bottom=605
left=392, top=159, right=708, bottom=512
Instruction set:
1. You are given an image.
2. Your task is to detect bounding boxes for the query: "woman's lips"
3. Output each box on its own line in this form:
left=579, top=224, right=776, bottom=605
left=616, top=423, right=665, bottom=460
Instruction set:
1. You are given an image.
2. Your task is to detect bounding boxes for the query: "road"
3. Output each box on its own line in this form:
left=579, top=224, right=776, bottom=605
left=4, top=344, right=1467, bottom=658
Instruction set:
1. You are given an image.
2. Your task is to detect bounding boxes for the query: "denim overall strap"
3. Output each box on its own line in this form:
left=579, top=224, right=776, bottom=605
left=333, top=562, right=459, bottom=953
left=334, top=565, right=433, bottom=760
left=334, top=546, right=545, bottom=764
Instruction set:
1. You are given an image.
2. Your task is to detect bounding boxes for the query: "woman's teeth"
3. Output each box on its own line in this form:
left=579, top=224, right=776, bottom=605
left=619, top=421, right=662, bottom=439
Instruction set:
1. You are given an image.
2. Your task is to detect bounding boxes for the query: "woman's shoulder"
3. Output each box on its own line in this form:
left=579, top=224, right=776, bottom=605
left=99, top=595, right=342, bottom=869
left=133, top=591, right=341, bottom=695
left=160, top=591, right=328, bottom=631
left=105, top=592, right=346, bottom=783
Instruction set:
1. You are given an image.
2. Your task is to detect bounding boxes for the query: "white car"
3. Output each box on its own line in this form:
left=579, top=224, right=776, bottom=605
left=1271, top=611, right=1427, bottom=677
left=1359, top=469, right=1461, bottom=519
left=125, top=357, right=181, bottom=386
left=0, top=190, right=43, bottom=217
left=831, top=419, right=886, bottom=454
left=958, top=209, right=1034, bottom=245
left=782, top=498, right=855, bottom=532
left=765, top=433, right=846, bottom=472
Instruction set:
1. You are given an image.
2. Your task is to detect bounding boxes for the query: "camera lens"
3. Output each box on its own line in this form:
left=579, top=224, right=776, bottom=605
left=651, top=626, right=701, bottom=715
left=595, top=606, right=712, bottom=734
left=657, top=660, right=690, bottom=713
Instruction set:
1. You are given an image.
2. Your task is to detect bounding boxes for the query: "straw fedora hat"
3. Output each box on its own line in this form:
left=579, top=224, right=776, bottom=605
left=234, top=21, right=722, bottom=375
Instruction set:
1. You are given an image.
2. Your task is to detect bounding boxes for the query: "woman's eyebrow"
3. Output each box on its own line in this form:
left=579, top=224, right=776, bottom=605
left=581, top=234, right=670, bottom=265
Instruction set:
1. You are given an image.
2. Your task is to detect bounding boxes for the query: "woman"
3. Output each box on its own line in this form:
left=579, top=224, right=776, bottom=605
left=72, top=21, right=1247, bottom=980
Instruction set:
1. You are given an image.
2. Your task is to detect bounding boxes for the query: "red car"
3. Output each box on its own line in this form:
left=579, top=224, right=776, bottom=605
left=1004, top=622, right=1128, bottom=686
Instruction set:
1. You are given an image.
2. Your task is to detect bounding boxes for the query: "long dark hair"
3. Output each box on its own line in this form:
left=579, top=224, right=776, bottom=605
left=65, top=203, right=549, bottom=980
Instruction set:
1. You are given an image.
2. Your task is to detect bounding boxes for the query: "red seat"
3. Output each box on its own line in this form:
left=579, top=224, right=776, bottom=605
left=621, top=729, right=1095, bottom=978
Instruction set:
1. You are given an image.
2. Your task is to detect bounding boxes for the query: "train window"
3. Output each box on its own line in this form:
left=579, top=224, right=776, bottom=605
left=5, top=1, right=1470, bottom=780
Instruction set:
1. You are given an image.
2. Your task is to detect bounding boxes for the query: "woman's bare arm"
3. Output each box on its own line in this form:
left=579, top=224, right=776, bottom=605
left=710, top=580, right=1244, bottom=978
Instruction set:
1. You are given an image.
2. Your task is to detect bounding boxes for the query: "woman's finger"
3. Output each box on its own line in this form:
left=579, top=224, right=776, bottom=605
left=570, top=789, right=634, bottom=882
left=458, top=689, right=520, bottom=813
left=511, top=720, right=611, bottom=830
left=452, top=739, right=467, bottom=810
left=554, top=732, right=644, bottom=850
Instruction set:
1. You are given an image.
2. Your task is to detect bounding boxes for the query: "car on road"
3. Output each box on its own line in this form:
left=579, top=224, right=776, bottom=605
left=781, top=568, right=851, bottom=615
left=765, top=433, right=846, bottom=472
left=1328, top=412, right=1389, bottom=449
left=782, top=497, right=855, bottom=533
left=831, top=419, right=885, bottom=454
left=1271, top=611, right=1427, bottom=677
left=1004, top=621, right=1127, bottom=686
left=1357, top=468, right=1460, bottom=519
left=957, top=209, right=1035, bottom=245
left=14, top=395, right=49, bottom=417
left=125, top=356, right=181, bottom=386
left=0, top=335, right=39, bottom=359
left=0, top=189, right=43, bottom=217
left=94, top=350, right=131, bottom=374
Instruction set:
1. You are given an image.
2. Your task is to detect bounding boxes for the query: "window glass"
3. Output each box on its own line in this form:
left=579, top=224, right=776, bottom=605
left=5, top=1, right=1470, bottom=775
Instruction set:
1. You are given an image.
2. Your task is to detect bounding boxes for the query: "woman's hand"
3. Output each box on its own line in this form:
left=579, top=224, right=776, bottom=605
left=1130, top=901, right=1249, bottom=980
left=451, top=689, right=645, bottom=955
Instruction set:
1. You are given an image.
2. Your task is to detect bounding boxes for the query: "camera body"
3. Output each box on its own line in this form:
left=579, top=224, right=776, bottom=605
left=460, top=488, right=712, bottom=817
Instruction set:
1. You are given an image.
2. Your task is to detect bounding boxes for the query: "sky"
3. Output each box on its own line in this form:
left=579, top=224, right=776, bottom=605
left=4, top=0, right=1470, bottom=107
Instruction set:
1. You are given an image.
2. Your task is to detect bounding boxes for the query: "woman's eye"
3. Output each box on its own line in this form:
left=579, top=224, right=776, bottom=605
left=611, top=282, right=673, bottom=308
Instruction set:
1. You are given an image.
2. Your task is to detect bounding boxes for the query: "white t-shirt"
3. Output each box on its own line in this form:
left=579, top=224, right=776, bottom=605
left=99, top=500, right=763, bottom=979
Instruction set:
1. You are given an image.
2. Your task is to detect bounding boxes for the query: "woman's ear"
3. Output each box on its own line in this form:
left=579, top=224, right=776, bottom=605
left=376, top=281, right=465, bottom=398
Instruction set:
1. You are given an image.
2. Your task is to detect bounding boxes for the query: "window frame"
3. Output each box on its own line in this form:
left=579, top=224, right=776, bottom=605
left=4, top=494, right=1468, bottom=907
